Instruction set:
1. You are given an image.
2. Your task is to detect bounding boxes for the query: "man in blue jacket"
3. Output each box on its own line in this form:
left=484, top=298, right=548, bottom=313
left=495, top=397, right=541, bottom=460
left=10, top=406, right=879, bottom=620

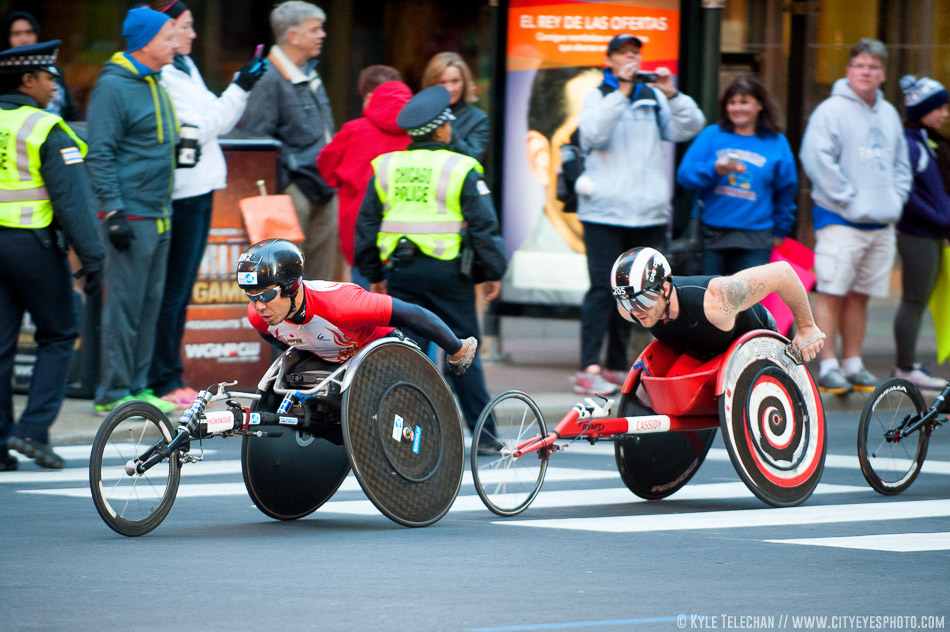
left=85, top=7, right=179, bottom=414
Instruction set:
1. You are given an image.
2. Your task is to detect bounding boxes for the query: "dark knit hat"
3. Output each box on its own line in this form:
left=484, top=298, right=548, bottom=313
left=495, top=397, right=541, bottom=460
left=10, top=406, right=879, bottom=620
left=900, top=74, right=949, bottom=121
left=122, top=7, right=170, bottom=53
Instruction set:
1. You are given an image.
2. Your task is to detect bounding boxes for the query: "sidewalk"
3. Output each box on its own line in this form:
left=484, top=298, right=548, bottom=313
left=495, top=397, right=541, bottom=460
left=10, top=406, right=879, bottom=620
left=19, top=292, right=946, bottom=446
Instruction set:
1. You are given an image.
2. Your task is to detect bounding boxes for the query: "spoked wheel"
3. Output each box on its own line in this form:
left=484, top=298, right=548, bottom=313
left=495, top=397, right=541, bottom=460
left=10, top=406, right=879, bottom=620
left=858, top=378, right=930, bottom=495
left=471, top=390, right=548, bottom=517
left=89, top=402, right=181, bottom=537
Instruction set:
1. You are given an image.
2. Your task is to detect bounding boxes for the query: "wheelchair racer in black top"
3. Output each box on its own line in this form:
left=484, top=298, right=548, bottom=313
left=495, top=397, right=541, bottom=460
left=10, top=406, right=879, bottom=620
left=611, top=247, right=825, bottom=362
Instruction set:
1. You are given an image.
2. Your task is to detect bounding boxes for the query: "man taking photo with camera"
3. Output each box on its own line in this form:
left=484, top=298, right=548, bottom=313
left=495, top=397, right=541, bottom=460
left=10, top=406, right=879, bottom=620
left=572, top=33, right=705, bottom=397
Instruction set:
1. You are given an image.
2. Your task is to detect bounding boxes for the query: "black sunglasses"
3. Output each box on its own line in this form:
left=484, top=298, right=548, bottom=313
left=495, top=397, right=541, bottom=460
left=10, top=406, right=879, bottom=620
left=612, top=286, right=660, bottom=314
left=246, top=287, right=281, bottom=303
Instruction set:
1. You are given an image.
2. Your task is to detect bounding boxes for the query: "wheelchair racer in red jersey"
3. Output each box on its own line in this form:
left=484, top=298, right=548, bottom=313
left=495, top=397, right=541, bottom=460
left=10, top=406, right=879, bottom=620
left=236, top=239, right=477, bottom=373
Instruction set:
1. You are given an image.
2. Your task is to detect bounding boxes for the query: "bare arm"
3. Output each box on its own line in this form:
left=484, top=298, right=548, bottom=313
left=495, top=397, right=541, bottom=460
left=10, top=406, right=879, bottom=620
left=705, top=261, right=824, bottom=362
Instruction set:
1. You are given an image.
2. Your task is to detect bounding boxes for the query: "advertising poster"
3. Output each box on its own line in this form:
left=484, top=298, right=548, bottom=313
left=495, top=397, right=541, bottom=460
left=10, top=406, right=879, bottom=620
left=500, top=0, right=681, bottom=307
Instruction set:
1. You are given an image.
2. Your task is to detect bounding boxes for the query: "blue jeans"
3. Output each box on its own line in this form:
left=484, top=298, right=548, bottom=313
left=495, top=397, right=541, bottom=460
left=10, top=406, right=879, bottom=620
left=702, top=247, right=772, bottom=276
left=148, top=192, right=213, bottom=396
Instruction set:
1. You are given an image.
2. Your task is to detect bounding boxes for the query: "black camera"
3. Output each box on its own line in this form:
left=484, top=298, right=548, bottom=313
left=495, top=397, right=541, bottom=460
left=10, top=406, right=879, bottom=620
left=634, top=71, right=659, bottom=83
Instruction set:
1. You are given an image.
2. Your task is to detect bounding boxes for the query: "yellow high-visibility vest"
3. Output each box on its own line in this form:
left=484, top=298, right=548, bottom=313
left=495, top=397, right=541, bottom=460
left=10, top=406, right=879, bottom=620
left=372, top=149, right=482, bottom=261
left=0, top=106, right=86, bottom=229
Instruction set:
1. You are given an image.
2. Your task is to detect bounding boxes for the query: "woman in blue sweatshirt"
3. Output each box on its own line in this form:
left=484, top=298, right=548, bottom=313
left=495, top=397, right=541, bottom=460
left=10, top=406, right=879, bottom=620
left=676, top=74, right=797, bottom=275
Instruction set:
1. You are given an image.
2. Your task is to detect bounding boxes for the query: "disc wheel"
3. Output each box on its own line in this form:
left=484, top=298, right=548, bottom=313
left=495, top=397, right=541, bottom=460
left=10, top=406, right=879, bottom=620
left=719, top=335, right=826, bottom=507
left=858, top=378, right=930, bottom=495
left=89, top=402, right=181, bottom=537
left=242, top=374, right=350, bottom=521
left=471, top=391, right=548, bottom=517
left=614, top=393, right=717, bottom=500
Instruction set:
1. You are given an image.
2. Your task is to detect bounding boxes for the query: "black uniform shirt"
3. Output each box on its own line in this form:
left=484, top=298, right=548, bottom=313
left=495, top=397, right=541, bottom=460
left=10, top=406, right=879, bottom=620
left=649, top=275, right=776, bottom=360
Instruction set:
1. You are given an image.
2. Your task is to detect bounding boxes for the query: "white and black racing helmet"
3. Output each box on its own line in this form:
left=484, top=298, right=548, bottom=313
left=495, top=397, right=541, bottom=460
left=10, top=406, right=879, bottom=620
left=610, top=247, right=671, bottom=313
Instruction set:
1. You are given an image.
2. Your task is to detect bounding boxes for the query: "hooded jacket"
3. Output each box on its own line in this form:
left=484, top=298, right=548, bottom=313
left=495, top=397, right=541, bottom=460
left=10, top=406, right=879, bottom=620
left=318, top=81, right=412, bottom=264
left=799, top=78, right=911, bottom=225
left=897, top=124, right=950, bottom=239
left=85, top=52, right=177, bottom=219
left=576, top=74, right=705, bottom=228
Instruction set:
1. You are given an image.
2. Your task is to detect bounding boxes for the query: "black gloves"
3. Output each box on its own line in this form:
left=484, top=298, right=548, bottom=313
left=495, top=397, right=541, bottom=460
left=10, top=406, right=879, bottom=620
left=105, top=210, right=134, bottom=252
left=234, top=57, right=269, bottom=92
left=81, top=268, right=103, bottom=296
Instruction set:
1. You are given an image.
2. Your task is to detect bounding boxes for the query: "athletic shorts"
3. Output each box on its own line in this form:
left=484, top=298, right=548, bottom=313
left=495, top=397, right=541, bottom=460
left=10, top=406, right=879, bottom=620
left=813, top=223, right=895, bottom=297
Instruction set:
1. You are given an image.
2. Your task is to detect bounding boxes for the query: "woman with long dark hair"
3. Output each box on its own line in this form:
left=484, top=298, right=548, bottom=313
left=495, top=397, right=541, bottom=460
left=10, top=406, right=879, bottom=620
left=677, top=73, right=798, bottom=274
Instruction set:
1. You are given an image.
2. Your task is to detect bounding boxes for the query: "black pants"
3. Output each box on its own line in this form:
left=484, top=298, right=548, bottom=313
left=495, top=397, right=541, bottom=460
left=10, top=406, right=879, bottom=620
left=149, top=192, right=214, bottom=395
left=385, top=254, right=489, bottom=431
left=580, top=222, right=667, bottom=371
left=894, top=233, right=942, bottom=368
left=0, top=229, right=79, bottom=447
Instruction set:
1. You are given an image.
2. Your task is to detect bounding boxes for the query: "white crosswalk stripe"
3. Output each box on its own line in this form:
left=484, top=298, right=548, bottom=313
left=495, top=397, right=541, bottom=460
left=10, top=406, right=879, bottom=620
left=9, top=447, right=950, bottom=549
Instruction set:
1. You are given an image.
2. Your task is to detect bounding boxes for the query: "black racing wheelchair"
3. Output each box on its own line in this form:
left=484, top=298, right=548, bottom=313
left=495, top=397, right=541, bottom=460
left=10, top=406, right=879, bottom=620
left=89, top=338, right=465, bottom=536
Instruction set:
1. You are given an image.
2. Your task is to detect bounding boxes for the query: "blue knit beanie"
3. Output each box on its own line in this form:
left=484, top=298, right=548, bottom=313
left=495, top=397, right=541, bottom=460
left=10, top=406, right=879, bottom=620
left=122, top=7, right=170, bottom=53
left=900, top=74, right=949, bottom=121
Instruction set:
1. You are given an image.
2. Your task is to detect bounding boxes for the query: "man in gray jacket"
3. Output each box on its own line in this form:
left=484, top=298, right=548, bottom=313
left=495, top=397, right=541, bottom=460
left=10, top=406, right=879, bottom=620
left=239, top=1, right=338, bottom=281
left=573, top=33, right=705, bottom=396
left=800, top=38, right=912, bottom=396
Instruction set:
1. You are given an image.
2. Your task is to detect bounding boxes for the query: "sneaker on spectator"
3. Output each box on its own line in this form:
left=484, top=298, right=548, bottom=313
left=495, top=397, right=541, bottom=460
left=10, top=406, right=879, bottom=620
left=573, top=370, right=618, bottom=396
left=136, top=390, right=176, bottom=414
left=818, top=367, right=853, bottom=396
left=893, top=365, right=947, bottom=391
left=845, top=367, right=879, bottom=392
left=161, top=387, right=200, bottom=409
left=601, top=369, right=628, bottom=387
left=94, top=394, right=138, bottom=416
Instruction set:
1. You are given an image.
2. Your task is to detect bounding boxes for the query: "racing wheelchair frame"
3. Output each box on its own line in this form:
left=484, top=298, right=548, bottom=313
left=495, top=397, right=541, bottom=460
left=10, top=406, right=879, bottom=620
left=89, top=338, right=465, bottom=536
left=471, top=330, right=827, bottom=516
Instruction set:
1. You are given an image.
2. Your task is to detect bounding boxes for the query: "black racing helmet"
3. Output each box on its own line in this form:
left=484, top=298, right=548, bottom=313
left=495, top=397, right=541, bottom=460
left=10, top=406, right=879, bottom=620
left=236, top=239, right=304, bottom=297
left=611, top=247, right=671, bottom=313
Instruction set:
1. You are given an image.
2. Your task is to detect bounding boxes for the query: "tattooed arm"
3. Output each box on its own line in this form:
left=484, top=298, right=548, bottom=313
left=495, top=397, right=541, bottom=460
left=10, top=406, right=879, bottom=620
left=705, top=261, right=824, bottom=362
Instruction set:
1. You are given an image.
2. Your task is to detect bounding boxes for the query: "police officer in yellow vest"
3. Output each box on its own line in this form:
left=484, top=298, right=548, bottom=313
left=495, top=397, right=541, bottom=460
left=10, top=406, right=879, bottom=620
left=354, top=85, right=506, bottom=454
left=0, top=41, right=104, bottom=471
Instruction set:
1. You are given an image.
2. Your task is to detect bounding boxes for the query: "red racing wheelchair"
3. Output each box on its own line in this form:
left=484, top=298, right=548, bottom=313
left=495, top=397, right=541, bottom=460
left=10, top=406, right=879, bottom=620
left=471, top=330, right=827, bottom=516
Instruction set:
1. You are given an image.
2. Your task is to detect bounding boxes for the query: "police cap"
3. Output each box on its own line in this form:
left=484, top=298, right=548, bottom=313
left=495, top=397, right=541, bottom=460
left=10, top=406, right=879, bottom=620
left=0, top=40, right=61, bottom=77
left=397, top=85, right=456, bottom=137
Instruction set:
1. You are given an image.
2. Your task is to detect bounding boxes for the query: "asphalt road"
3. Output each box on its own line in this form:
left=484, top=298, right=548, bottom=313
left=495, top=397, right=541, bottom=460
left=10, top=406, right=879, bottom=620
left=1, top=404, right=948, bottom=632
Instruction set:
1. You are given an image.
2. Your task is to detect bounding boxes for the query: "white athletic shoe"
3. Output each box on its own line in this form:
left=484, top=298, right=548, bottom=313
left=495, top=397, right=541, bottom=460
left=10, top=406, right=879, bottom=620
left=893, top=365, right=947, bottom=391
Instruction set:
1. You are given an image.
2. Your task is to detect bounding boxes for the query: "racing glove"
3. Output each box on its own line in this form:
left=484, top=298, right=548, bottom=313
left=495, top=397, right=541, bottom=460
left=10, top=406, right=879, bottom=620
left=105, top=210, right=134, bottom=252
left=234, top=57, right=269, bottom=92
left=78, top=267, right=103, bottom=297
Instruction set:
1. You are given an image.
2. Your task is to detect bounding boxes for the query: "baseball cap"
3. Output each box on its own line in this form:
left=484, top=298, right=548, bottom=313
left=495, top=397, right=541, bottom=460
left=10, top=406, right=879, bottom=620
left=607, top=34, right=643, bottom=55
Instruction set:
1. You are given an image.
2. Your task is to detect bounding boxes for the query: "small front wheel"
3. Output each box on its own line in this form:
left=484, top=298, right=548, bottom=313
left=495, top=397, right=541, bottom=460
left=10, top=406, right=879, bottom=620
left=471, top=391, right=547, bottom=517
left=89, top=402, right=181, bottom=536
left=857, top=378, right=930, bottom=495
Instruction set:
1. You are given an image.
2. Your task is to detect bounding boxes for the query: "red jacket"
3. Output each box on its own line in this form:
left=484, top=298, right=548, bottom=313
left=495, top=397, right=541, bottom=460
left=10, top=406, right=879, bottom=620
left=318, top=81, right=412, bottom=264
